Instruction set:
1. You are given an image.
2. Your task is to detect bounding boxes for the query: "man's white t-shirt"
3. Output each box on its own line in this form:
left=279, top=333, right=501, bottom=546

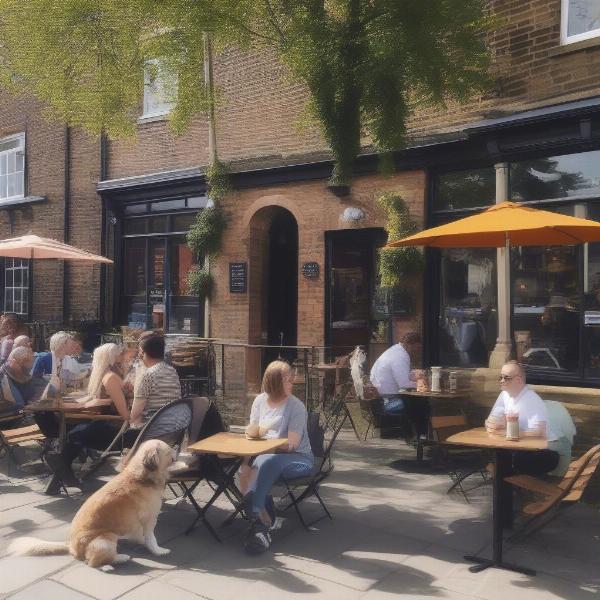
left=369, top=343, right=415, bottom=396
left=488, top=385, right=559, bottom=441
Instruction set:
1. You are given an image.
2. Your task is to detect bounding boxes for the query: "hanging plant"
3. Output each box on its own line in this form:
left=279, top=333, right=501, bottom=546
left=187, top=265, right=213, bottom=298
left=377, top=192, right=423, bottom=287
left=204, top=159, right=231, bottom=204
left=187, top=203, right=227, bottom=257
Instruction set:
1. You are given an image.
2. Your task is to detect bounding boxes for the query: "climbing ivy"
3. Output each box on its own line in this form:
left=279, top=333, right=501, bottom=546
left=377, top=192, right=423, bottom=287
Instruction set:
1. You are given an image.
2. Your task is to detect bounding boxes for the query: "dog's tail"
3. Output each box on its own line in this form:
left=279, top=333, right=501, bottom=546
left=8, top=537, right=69, bottom=556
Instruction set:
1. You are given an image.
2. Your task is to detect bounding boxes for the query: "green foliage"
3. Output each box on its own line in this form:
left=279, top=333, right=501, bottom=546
left=377, top=192, right=423, bottom=287
left=186, top=205, right=227, bottom=257
left=0, top=0, right=493, bottom=184
left=205, top=160, right=232, bottom=204
left=187, top=265, right=213, bottom=298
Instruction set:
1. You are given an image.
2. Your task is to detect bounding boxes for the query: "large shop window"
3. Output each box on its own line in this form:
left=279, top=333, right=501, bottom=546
left=438, top=248, right=497, bottom=367
left=0, top=133, right=25, bottom=202
left=4, top=259, right=29, bottom=316
left=433, top=153, right=600, bottom=382
left=561, top=0, right=600, bottom=45
left=121, top=197, right=206, bottom=334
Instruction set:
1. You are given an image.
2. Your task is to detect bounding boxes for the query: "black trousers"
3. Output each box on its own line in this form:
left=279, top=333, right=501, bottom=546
left=513, top=449, right=560, bottom=476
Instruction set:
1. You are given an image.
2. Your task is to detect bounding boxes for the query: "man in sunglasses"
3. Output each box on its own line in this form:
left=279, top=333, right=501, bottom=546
left=485, top=360, right=561, bottom=476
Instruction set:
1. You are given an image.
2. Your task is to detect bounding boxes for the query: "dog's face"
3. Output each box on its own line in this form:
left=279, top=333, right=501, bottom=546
left=120, top=439, right=176, bottom=481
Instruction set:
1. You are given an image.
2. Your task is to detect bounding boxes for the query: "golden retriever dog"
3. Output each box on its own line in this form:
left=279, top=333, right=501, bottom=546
left=9, top=439, right=181, bottom=568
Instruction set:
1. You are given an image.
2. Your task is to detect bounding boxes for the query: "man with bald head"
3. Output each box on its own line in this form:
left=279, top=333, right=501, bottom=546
left=486, top=360, right=560, bottom=475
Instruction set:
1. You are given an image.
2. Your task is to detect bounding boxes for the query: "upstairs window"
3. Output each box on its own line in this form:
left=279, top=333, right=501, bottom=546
left=142, top=59, right=177, bottom=119
left=561, top=0, right=600, bottom=45
left=0, top=133, right=25, bottom=202
left=4, top=259, right=29, bottom=316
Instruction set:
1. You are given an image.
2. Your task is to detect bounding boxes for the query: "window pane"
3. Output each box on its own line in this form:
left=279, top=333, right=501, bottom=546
left=187, top=196, right=208, bottom=209
left=150, top=199, right=185, bottom=212
left=14, top=174, right=23, bottom=197
left=172, top=213, right=196, bottom=232
left=143, top=59, right=177, bottom=117
left=7, top=173, right=15, bottom=197
left=512, top=245, right=580, bottom=373
left=15, top=151, right=24, bottom=172
left=7, top=152, right=15, bottom=174
left=124, top=239, right=146, bottom=295
left=149, top=240, right=165, bottom=287
left=170, top=240, right=196, bottom=296
left=124, top=203, right=147, bottom=215
left=439, top=248, right=497, bottom=367
left=148, top=216, right=167, bottom=233
left=511, top=150, right=600, bottom=202
left=0, top=154, right=6, bottom=176
left=123, top=218, right=147, bottom=235
left=434, top=167, right=496, bottom=211
left=567, top=0, right=600, bottom=36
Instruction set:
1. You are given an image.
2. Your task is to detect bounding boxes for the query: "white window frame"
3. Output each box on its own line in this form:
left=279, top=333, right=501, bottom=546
left=561, top=0, right=600, bottom=45
left=0, top=132, right=25, bottom=203
left=4, top=258, right=29, bottom=316
left=141, top=59, right=177, bottom=119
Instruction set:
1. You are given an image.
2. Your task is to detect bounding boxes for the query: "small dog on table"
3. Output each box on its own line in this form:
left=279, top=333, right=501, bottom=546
left=9, top=439, right=184, bottom=569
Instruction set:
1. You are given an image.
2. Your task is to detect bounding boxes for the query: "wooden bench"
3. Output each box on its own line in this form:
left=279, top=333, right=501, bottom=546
left=505, top=443, right=600, bottom=540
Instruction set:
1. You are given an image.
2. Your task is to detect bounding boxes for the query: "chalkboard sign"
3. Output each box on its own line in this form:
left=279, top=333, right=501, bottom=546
left=302, top=262, right=320, bottom=279
left=149, top=287, right=164, bottom=299
left=229, top=262, right=247, bottom=293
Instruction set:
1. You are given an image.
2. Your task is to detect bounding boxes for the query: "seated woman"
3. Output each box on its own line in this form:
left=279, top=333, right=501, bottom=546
left=240, top=360, right=314, bottom=554
left=0, top=313, right=28, bottom=364
left=44, top=343, right=132, bottom=494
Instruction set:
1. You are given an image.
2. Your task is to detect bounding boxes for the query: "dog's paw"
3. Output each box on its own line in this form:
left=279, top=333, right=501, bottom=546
left=113, top=553, right=131, bottom=564
left=100, top=564, right=115, bottom=572
left=152, top=546, right=170, bottom=556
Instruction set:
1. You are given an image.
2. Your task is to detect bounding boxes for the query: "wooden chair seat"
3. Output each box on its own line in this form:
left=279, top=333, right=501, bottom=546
left=505, top=443, right=600, bottom=538
left=0, top=421, right=46, bottom=476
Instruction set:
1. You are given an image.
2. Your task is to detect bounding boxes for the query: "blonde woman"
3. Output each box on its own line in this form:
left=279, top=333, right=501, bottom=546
left=241, top=360, right=313, bottom=554
left=45, top=344, right=132, bottom=493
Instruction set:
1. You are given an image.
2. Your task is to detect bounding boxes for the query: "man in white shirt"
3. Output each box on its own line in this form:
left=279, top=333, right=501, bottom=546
left=486, top=360, right=560, bottom=475
left=370, top=332, right=428, bottom=437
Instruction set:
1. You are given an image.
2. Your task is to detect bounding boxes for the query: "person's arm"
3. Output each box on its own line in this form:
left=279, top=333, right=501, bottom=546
left=130, top=372, right=150, bottom=426
left=523, top=397, right=548, bottom=437
left=391, top=350, right=414, bottom=390
left=486, top=394, right=506, bottom=432
left=285, top=401, right=306, bottom=453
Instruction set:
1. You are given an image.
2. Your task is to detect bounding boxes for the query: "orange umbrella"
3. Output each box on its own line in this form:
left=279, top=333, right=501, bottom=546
left=0, top=234, right=112, bottom=263
left=387, top=201, right=600, bottom=248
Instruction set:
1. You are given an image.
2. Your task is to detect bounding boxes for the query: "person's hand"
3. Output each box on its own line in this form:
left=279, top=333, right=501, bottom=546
left=485, top=416, right=505, bottom=433
left=409, top=369, right=424, bottom=382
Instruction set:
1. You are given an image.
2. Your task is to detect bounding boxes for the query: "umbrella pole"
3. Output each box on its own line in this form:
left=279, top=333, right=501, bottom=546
left=489, top=233, right=512, bottom=367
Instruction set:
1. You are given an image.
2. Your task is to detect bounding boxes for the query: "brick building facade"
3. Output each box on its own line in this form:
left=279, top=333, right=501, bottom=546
left=3, top=1, right=600, bottom=417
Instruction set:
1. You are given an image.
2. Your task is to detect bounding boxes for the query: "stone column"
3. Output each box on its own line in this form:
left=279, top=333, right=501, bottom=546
left=489, top=163, right=512, bottom=368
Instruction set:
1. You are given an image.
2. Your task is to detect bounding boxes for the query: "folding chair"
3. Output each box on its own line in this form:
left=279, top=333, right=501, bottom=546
left=166, top=396, right=222, bottom=542
left=277, top=397, right=347, bottom=530
left=431, top=414, right=489, bottom=501
left=0, top=411, right=46, bottom=477
left=127, top=398, right=193, bottom=458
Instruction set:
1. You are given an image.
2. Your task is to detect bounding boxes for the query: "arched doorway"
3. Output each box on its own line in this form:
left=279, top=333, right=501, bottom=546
left=247, top=206, right=299, bottom=382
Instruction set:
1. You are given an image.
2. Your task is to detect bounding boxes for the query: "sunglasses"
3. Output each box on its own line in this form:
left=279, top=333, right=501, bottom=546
left=499, top=374, right=517, bottom=381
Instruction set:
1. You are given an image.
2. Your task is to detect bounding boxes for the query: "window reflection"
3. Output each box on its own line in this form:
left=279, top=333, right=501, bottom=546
left=512, top=245, right=580, bottom=373
left=511, top=150, right=600, bottom=202
left=435, top=167, right=495, bottom=211
left=439, top=248, right=497, bottom=366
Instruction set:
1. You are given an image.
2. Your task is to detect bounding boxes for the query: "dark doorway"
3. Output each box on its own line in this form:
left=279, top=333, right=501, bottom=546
left=264, top=210, right=298, bottom=368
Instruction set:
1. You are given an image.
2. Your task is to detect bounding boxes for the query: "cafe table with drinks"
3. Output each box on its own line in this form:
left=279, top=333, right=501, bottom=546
left=445, top=414, right=546, bottom=577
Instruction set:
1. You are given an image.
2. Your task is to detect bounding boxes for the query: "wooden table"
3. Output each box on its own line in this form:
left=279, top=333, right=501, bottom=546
left=445, top=427, right=547, bottom=576
left=186, top=432, right=289, bottom=533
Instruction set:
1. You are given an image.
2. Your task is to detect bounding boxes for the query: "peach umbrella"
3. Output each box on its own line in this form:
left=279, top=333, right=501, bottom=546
left=0, top=234, right=112, bottom=263
left=387, top=201, right=600, bottom=248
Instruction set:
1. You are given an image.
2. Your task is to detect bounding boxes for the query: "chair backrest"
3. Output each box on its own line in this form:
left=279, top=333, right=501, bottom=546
left=430, top=414, right=468, bottom=442
left=558, top=443, right=600, bottom=502
left=188, top=396, right=211, bottom=442
left=349, top=346, right=367, bottom=401
left=314, top=397, right=348, bottom=473
left=128, top=399, right=192, bottom=458
left=188, top=396, right=227, bottom=444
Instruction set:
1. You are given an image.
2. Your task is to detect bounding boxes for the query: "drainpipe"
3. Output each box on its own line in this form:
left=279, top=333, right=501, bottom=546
left=63, top=125, right=71, bottom=325
left=489, top=162, right=511, bottom=368
left=203, top=32, right=217, bottom=338
left=99, top=132, right=108, bottom=327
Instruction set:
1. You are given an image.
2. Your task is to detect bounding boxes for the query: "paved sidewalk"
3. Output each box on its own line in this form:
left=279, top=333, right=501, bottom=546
left=1, top=433, right=600, bottom=599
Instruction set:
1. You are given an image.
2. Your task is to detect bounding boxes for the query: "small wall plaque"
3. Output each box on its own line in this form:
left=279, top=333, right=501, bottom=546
left=229, top=262, right=247, bottom=293
left=302, top=262, right=320, bottom=279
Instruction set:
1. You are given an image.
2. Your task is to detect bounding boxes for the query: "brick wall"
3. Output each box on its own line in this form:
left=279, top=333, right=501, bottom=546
left=211, top=169, right=426, bottom=416
left=107, top=0, right=600, bottom=182
left=0, top=90, right=103, bottom=325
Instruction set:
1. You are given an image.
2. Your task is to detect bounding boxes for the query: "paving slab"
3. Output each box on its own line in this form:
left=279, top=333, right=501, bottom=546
left=0, top=554, right=75, bottom=596
left=6, top=579, right=94, bottom=600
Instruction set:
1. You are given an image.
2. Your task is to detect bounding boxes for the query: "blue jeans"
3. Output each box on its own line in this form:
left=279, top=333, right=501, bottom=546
left=249, top=453, right=314, bottom=515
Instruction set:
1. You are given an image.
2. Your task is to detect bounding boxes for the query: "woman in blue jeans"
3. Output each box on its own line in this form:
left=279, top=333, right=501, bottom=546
left=240, top=360, right=314, bottom=553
